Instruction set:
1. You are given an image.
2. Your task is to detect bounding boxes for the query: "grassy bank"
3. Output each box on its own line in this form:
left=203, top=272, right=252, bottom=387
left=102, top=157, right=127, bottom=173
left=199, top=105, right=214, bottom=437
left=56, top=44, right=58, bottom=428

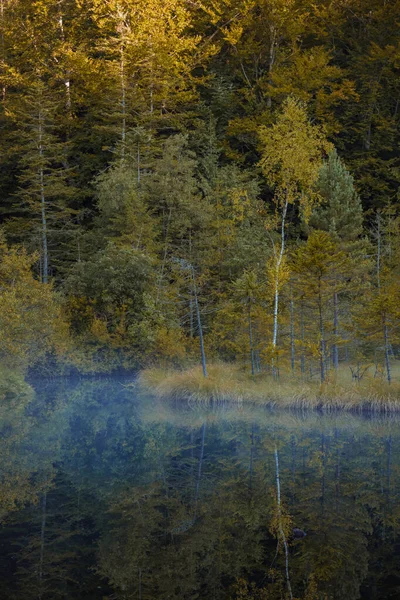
left=138, top=363, right=400, bottom=413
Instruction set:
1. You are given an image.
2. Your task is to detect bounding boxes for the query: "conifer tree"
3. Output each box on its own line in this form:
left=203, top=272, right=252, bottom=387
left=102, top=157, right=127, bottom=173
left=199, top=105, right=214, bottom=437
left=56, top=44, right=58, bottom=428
left=309, top=150, right=366, bottom=369
left=15, top=78, right=75, bottom=281
left=310, top=150, right=363, bottom=242
left=292, top=231, right=349, bottom=383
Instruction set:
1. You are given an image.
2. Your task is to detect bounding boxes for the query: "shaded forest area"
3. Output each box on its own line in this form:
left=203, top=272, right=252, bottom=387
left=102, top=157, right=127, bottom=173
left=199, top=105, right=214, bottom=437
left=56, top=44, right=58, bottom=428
left=0, top=0, right=399, bottom=383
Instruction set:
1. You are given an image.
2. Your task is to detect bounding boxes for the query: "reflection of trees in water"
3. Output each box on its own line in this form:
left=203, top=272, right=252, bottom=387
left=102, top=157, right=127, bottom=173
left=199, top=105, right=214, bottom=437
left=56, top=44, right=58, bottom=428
left=2, top=382, right=400, bottom=598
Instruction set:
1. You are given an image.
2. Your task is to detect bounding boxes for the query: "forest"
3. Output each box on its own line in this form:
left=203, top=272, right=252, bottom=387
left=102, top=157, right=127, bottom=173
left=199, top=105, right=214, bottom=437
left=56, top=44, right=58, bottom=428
left=0, top=0, right=399, bottom=393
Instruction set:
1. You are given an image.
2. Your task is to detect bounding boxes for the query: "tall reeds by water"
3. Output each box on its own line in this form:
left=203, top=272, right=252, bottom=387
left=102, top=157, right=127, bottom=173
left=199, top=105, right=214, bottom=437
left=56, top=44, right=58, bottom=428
left=138, top=363, right=400, bottom=413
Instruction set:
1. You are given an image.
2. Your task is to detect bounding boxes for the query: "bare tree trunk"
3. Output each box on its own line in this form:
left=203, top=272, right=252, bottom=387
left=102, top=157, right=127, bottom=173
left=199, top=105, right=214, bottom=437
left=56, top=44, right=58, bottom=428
left=189, top=295, right=194, bottom=338
left=248, top=302, right=255, bottom=376
left=318, top=285, right=325, bottom=383
left=383, top=320, right=391, bottom=384
left=192, top=267, right=207, bottom=378
left=57, top=4, right=71, bottom=114
left=332, top=291, right=339, bottom=370
left=120, top=45, right=126, bottom=163
left=272, top=198, right=288, bottom=373
left=156, top=207, right=172, bottom=302
left=300, top=301, right=305, bottom=374
left=0, top=0, right=7, bottom=102
left=266, top=25, right=276, bottom=108
left=376, top=213, right=381, bottom=290
left=38, top=113, right=48, bottom=284
left=290, top=286, right=295, bottom=372
left=274, top=448, right=293, bottom=600
left=137, top=142, right=141, bottom=185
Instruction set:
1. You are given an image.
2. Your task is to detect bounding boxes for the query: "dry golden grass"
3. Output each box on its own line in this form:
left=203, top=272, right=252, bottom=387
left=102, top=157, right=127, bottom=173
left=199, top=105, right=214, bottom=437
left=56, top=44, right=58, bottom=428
left=138, top=362, right=400, bottom=413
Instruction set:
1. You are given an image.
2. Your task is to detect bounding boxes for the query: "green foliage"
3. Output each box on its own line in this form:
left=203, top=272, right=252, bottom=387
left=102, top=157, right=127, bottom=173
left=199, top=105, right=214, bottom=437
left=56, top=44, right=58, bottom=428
left=259, top=97, right=332, bottom=219
left=310, top=150, right=363, bottom=241
left=0, top=235, right=69, bottom=371
left=0, top=0, right=398, bottom=380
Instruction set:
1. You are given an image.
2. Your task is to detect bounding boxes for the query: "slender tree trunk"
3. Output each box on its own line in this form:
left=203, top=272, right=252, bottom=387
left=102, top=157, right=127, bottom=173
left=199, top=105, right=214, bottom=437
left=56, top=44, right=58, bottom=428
left=40, top=167, right=48, bottom=284
left=377, top=213, right=381, bottom=290
left=137, top=142, right=141, bottom=184
left=189, top=295, right=194, bottom=338
left=300, top=301, right=305, bottom=374
left=290, top=286, right=295, bottom=372
left=120, top=45, right=126, bottom=163
left=57, top=6, right=71, bottom=113
left=383, top=319, right=391, bottom=384
left=332, top=291, right=339, bottom=370
left=192, top=267, right=207, bottom=378
left=274, top=448, right=293, bottom=600
left=38, top=114, right=48, bottom=284
left=266, top=25, right=276, bottom=108
left=248, top=301, right=255, bottom=376
left=156, top=207, right=172, bottom=302
left=318, top=284, right=325, bottom=383
left=272, top=198, right=288, bottom=373
left=0, top=0, right=7, bottom=102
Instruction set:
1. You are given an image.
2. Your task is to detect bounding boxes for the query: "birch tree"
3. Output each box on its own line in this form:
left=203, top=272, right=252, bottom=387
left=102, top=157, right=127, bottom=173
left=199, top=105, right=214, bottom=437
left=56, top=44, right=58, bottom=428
left=258, top=98, right=331, bottom=363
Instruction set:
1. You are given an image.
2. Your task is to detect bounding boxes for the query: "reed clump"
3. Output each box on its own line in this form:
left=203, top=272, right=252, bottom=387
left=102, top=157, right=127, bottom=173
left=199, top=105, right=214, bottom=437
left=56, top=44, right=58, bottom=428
left=138, top=363, right=400, bottom=413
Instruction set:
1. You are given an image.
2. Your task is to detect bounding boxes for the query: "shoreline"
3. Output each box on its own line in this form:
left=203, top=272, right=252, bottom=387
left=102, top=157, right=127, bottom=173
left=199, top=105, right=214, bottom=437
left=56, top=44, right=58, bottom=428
left=138, top=363, right=400, bottom=414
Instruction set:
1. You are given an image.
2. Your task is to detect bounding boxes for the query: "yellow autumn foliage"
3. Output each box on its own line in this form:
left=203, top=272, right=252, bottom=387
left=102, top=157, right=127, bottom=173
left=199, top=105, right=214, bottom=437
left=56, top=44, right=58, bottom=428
left=0, top=236, right=69, bottom=370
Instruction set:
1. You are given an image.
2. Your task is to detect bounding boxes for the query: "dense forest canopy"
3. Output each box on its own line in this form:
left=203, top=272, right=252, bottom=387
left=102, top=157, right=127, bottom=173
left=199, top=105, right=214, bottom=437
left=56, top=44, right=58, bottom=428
left=0, top=0, right=399, bottom=380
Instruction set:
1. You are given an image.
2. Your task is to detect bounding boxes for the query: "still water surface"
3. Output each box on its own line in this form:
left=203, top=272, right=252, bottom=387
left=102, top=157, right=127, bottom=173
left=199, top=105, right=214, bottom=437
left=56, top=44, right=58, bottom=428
left=1, top=379, right=400, bottom=599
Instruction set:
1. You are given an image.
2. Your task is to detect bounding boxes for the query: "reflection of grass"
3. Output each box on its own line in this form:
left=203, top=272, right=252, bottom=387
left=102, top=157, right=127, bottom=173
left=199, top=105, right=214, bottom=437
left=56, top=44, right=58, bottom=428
left=139, top=363, right=400, bottom=412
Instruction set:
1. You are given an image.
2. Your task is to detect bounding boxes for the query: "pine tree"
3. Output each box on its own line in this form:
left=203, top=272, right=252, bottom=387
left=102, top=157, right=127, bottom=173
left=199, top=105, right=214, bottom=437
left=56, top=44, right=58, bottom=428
left=309, top=150, right=366, bottom=369
left=291, top=231, right=349, bottom=383
left=310, top=150, right=363, bottom=242
left=15, top=78, right=75, bottom=281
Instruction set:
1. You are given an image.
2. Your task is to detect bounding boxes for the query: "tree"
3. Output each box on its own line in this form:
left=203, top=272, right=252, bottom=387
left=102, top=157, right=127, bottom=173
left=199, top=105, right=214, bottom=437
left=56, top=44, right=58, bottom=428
left=357, top=212, right=400, bottom=383
left=90, top=0, right=202, bottom=154
left=310, top=150, right=363, bottom=242
left=64, top=244, right=155, bottom=367
left=258, top=98, right=332, bottom=364
left=95, top=150, right=157, bottom=253
left=292, top=231, right=349, bottom=383
left=309, top=150, right=366, bottom=370
left=14, top=78, right=75, bottom=282
left=0, top=235, right=68, bottom=370
left=232, top=270, right=261, bottom=375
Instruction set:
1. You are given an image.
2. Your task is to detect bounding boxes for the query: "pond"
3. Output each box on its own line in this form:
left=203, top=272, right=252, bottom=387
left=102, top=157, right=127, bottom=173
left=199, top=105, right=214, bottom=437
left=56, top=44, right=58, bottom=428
left=1, top=378, right=400, bottom=599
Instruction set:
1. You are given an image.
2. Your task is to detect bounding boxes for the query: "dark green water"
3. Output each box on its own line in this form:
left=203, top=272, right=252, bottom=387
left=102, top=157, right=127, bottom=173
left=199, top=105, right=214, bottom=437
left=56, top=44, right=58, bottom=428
left=1, top=379, right=400, bottom=600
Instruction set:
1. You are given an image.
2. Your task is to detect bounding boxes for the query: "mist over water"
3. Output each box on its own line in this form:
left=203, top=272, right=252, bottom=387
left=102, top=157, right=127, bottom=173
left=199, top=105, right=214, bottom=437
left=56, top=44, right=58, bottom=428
left=1, top=379, right=400, bottom=599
